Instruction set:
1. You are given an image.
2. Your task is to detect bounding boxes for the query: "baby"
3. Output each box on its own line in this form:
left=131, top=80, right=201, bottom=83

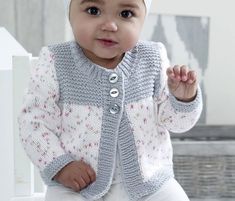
left=18, top=0, right=202, bottom=201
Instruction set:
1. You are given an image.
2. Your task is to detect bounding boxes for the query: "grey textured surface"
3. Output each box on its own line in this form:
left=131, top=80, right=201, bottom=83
left=144, top=14, right=210, bottom=124
left=172, top=126, right=235, bottom=199
left=15, top=0, right=44, bottom=55
left=152, top=15, right=173, bottom=63
left=173, top=141, right=235, bottom=155
left=171, top=125, right=235, bottom=140
left=0, top=0, right=15, bottom=34
left=191, top=199, right=235, bottom=201
left=173, top=143, right=235, bottom=198
left=0, top=0, right=66, bottom=56
left=175, top=16, right=209, bottom=75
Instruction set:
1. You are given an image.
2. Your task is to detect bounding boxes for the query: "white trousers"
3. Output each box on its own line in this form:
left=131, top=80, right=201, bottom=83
left=45, top=178, right=190, bottom=201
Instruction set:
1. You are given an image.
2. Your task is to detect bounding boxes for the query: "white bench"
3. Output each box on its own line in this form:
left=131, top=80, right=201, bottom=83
left=11, top=56, right=45, bottom=201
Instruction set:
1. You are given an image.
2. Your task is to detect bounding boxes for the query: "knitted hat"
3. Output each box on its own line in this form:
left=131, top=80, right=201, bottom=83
left=64, top=0, right=152, bottom=17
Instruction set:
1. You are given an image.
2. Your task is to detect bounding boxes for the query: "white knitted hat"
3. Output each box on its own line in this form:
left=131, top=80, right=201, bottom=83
left=64, top=0, right=152, bottom=17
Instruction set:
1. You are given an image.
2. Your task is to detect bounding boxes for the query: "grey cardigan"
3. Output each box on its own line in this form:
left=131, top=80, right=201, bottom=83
left=18, top=40, right=202, bottom=201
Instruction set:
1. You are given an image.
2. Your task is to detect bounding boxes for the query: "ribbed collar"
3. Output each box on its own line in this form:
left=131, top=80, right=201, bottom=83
left=70, top=41, right=139, bottom=80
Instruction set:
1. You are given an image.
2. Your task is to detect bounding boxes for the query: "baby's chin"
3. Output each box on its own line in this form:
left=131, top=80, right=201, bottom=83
left=93, top=51, right=125, bottom=61
left=80, top=45, right=126, bottom=64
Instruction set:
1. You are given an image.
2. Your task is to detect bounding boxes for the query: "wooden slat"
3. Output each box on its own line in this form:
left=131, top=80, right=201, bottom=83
left=0, top=70, right=15, bottom=201
left=171, top=125, right=235, bottom=140
left=173, top=155, right=235, bottom=198
left=13, top=55, right=33, bottom=196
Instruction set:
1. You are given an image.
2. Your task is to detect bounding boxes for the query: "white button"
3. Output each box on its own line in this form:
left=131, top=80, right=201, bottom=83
left=109, top=73, right=119, bottom=83
left=110, top=88, right=119, bottom=98
left=109, top=104, right=120, bottom=114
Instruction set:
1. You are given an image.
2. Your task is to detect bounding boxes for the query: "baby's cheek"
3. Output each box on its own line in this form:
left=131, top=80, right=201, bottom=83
left=122, top=31, right=140, bottom=51
left=72, top=27, right=88, bottom=43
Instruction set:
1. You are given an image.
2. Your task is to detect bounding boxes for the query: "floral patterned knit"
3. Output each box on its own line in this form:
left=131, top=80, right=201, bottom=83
left=18, top=40, right=202, bottom=201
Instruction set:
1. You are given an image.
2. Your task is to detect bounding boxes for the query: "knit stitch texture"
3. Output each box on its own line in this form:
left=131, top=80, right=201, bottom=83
left=18, top=40, right=202, bottom=201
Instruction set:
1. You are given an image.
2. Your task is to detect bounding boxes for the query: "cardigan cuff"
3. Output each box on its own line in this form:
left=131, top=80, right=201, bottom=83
left=40, top=154, right=74, bottom=185
left=169, top=86, right=202, bottom=113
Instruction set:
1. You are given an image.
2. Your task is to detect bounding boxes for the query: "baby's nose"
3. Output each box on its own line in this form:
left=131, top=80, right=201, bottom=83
left=100, top=20, right=118, bottom=32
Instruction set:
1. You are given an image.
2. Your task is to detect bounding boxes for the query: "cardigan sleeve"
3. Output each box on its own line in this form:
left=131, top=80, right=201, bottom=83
left=18, top=47, right=74, bottom=184
left=154, top=42, right=203, bottom=133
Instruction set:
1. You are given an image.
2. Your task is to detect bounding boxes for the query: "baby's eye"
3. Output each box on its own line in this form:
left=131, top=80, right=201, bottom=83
left=120, top=10, right=134, bottom=18
left=86, top=7, right=101, bottom=16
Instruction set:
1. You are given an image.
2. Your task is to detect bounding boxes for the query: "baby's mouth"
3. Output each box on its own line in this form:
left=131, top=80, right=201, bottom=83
left=97, top=38, right=118, bottom=47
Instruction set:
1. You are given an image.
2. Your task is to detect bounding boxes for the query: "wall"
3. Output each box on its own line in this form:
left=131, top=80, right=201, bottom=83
left=150, top=0, right=235, bottom=125
left=0, top=0, right=66, bottom=56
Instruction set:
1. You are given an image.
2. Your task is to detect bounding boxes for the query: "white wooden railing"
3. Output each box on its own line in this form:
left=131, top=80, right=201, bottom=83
left=0, top=67, right=14, bottom=201
left=10, top=56, right=45, bottom=201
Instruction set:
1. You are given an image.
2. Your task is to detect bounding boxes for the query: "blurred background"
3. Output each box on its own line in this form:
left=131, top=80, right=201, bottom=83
left=0, top=0, right=235, bottom=201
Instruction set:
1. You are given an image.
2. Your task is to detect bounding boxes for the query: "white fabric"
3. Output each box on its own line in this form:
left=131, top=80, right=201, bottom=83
left=45, top=177, right=190, bottom=201
left=112, top=151, right=122, bottom=184
left=64, top=0, right=152, bottom=17
left=60, top=103, right=103, bottom=172
left=17, top=47, right=103, bottom=172
left=144, top=0, right=152, bottom=15
left=125, top=97, right=173, bottom=182
left=45, top=153, right=190, bottom=201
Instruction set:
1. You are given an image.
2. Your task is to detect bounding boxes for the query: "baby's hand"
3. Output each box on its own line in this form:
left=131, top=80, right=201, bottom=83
left=53, top=160, right=96, bottom=192
left=166, top=65, right=198, bottom=102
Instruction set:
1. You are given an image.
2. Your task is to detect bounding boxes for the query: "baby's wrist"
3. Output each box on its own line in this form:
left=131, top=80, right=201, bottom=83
left=175, top=92, right=197, bottom=103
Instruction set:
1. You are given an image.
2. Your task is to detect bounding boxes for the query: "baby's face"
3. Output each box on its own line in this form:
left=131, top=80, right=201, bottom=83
left=69, top=0, right=146, bottom=61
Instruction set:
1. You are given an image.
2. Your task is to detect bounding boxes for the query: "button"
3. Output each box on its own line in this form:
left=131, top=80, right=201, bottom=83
left=109, top=104, right=120, bottom=114
left=109, top=73, right=119, bottom=83
left=110, top=88, right=119, bottom=98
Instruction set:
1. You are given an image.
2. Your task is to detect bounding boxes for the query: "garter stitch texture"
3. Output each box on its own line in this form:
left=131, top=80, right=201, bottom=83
left=18, top=40, right=202, bottom=201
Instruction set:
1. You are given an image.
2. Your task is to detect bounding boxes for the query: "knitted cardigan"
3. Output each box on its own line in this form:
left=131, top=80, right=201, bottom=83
left=18, top=40, right=202, bottom=201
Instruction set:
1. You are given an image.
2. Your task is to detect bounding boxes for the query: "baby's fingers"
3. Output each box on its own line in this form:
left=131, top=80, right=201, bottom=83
left=187, top=71, right=197, bottom=84
left=167, top=65, right=196, bottom=83
left=167, top=65, right=184, bottom=81
left=76, top=176, right=87, bottom=189
left=71, top=180, right=81, bottom=192
left=79, top=161, right=96, bottom=183
left=173, top=65, right=181, bottom=80
left=83, top=162, right=96, bottom=182
left=166, top=67, right=175, bottom=80
left=166, top=67, right=173, bottom=76
left=180, top=65, right=189, bottom=81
